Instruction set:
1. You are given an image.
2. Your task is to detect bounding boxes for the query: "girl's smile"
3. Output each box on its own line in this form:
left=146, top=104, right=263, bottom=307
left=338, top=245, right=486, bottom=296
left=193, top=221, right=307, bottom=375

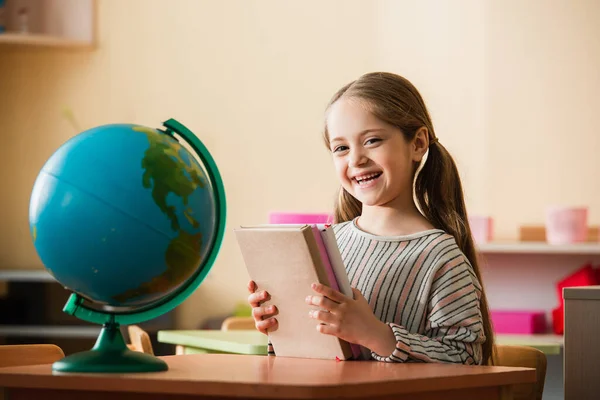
left=352, top=171, right=383, bottom=189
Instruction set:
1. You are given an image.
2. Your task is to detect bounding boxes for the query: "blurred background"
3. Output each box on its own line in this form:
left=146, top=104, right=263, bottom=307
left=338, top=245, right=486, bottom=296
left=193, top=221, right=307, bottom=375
left=0, top=1, right=599, bottom=396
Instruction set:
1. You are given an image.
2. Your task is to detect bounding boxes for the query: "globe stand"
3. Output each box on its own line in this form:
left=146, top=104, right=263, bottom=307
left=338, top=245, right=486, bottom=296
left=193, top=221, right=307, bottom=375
left=52, top=319, right=167, bottom=373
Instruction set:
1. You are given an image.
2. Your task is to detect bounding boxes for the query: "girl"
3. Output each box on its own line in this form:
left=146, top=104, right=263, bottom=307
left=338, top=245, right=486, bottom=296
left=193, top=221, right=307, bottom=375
left=247, top=72, right=494, bottom=365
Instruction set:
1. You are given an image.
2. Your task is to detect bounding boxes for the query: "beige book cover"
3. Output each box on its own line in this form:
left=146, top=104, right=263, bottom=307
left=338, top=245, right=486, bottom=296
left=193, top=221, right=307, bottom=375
left=234, top=224, right=353, bottom=360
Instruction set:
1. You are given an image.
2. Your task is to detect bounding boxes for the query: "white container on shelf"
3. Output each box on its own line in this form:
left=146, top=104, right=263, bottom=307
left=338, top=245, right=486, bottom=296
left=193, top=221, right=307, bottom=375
left=469, top=215, right=493, bottom=244
left=545, top=206, right=588, bottom=245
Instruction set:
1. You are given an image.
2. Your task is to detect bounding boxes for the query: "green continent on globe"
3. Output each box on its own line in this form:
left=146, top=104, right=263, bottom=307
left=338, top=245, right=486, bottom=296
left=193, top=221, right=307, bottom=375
left=110, top=126, right=207, bottom=304
left=135, top=126, right=205, bottom=231
left=111, top=231, right=204, bottom=304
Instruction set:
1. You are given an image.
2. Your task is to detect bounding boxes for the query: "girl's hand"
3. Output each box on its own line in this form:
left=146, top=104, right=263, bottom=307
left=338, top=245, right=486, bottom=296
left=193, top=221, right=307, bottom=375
left=305, top=283, right=396, bottom=354
left=247, top=280, right=279, bottom=335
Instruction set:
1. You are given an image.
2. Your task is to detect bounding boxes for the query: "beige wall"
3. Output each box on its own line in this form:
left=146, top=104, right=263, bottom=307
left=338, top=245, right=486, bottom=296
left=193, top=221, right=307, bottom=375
left=1, top=0, right=598, bottom=328
left=374, top=0, right=488, bottom=215
left=486, top=0, right=600, bottom=238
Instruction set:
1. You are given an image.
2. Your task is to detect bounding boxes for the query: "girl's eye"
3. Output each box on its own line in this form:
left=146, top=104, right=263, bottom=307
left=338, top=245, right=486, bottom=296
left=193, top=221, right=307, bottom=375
left=365, top=138, right=381, bottom=145
left=333, top=145, right=348, bottom=153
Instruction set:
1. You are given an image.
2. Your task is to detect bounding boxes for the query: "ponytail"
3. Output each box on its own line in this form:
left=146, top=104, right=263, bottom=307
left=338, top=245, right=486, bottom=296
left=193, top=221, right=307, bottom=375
left=415, top=142, right=495, bottom=365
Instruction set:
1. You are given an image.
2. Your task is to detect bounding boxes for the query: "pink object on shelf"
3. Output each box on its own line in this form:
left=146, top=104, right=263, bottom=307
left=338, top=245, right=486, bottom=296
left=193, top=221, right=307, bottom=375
left=268, top=212, right=333, bottom=225
left=555, top=263, right=597, bottom=304
left=551, top=263, right=599, bottom=334
left=545, top=206, right=588, bottom=245
left=491, top=310, right=547, bottom=334
left=469, top=215, right=493, bottom=244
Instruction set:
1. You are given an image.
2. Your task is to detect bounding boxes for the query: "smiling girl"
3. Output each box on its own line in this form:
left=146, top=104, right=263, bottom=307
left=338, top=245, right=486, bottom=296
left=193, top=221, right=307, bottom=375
left=248, top=72, right=494, bottom=365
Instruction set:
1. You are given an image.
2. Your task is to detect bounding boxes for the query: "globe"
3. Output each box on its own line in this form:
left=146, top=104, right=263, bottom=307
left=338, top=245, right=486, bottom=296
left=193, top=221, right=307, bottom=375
left=28, top=119, right=226, bottom=373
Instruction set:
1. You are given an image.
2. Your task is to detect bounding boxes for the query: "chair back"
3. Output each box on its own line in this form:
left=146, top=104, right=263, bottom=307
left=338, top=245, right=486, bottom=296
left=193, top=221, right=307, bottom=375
left=127, top=325, right=154, bottom=355
left=0, top=344, right=65, bottom=400
left=0, top=344, right=65, bottom=368
left=221, top=316, right=256, bottom=331
left=494, top=344, right=547, bottom=400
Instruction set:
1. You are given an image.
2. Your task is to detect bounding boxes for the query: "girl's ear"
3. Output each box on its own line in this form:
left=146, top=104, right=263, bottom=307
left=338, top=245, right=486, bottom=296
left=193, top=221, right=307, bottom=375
left=411, top=127, right=429, bottom=162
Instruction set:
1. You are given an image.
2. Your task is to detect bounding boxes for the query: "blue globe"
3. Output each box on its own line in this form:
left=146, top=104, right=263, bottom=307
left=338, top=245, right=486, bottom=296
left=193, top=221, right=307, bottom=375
left=29, top=121, right=223, bottom=310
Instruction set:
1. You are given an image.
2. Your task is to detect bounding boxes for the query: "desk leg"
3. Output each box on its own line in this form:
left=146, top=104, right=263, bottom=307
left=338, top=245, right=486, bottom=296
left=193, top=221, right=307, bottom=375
left=499, top=385, right=514, bottom=400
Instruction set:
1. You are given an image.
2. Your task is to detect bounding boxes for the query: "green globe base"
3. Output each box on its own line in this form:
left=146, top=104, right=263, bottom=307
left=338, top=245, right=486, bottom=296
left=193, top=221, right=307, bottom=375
left=52, top=322, right=168, bottom=373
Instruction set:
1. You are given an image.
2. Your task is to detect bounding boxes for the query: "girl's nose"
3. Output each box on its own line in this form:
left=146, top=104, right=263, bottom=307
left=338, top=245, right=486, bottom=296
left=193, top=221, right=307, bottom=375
left=348, top=149, right=368, bottom=167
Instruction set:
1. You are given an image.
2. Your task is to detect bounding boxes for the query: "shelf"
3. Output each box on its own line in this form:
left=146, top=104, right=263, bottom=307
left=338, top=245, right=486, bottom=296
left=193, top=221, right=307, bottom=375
left=0, top=269, right=54, bottom=282
left=496, top=334, right=563, bottom=355
left=0, top=325, right=100, bottom=338
left=0, top=0, right=96, bottom=50
left=477, top=242, right=600, bottom=255
left=0, top=33, right=94, bottom=49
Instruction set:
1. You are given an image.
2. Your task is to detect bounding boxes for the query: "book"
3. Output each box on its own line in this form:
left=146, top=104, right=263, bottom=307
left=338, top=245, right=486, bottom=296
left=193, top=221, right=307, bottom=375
left=312, top=224, right=362, bottom=359
left=314, top=224, right=353, bottom=298
left=234, top=224, right=357, bottom=360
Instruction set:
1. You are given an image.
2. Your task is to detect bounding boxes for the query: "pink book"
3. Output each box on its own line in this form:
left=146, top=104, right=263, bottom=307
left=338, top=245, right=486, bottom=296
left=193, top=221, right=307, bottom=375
left=310, top=225, right=362, bottom=360
left=310, top=226, right=342, bottom=293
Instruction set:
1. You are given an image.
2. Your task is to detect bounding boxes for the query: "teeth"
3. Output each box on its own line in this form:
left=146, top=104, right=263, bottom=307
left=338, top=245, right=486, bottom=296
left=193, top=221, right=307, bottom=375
left=354, top=172, right=381, bottom=183
left=355, top=173, right=379, bottom=181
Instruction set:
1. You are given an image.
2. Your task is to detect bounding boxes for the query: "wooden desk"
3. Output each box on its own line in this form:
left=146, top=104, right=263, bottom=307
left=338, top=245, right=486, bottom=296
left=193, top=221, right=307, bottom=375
left=0, top=353, right=535, bottom=400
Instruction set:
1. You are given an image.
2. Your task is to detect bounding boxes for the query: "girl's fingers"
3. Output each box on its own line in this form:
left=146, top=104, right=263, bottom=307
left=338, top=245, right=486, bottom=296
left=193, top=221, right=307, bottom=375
left=309, top=309, right=337, bottom=325
left=248, top=290, right=271, bottom=308
left=247, top=280, right=257, bottom=293
left=311, top=283, right=347, bottom=303
left=252, top=305, right=278, bottom=321
left=315, top=322, right=339, bottom=336
left=256, top=317, right=278, bottom=334
left=305, top=294, right=338, bottom=312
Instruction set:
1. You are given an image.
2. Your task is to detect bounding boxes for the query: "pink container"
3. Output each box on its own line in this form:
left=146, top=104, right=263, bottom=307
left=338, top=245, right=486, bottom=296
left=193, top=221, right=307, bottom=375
left=545, top=206, right=588, bottom=245
left=268, top=212, right=333, bottom=225
left=469, top=215, right=493, bottom=244
left=491, top=310, right=547, bottom=334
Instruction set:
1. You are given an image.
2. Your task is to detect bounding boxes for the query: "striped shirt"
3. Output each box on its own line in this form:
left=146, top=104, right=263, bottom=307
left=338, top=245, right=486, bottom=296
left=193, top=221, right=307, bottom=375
left=335, top=218, right=485, bottom=364
left=267, top=218, right=486, bottom=364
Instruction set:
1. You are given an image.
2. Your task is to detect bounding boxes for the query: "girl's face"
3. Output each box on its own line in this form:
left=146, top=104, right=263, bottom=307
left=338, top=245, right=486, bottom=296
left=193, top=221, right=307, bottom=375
left=326, top=97, right=426, bottom=208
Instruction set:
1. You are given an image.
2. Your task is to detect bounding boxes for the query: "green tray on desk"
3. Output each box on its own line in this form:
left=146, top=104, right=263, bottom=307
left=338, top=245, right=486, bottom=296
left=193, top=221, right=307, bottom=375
left=157, top=330, right=268, bottom=355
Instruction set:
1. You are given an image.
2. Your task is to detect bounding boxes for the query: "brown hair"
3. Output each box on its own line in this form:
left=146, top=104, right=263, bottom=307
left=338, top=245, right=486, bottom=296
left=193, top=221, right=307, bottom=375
left=322, top=72, right=495, bottom=365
